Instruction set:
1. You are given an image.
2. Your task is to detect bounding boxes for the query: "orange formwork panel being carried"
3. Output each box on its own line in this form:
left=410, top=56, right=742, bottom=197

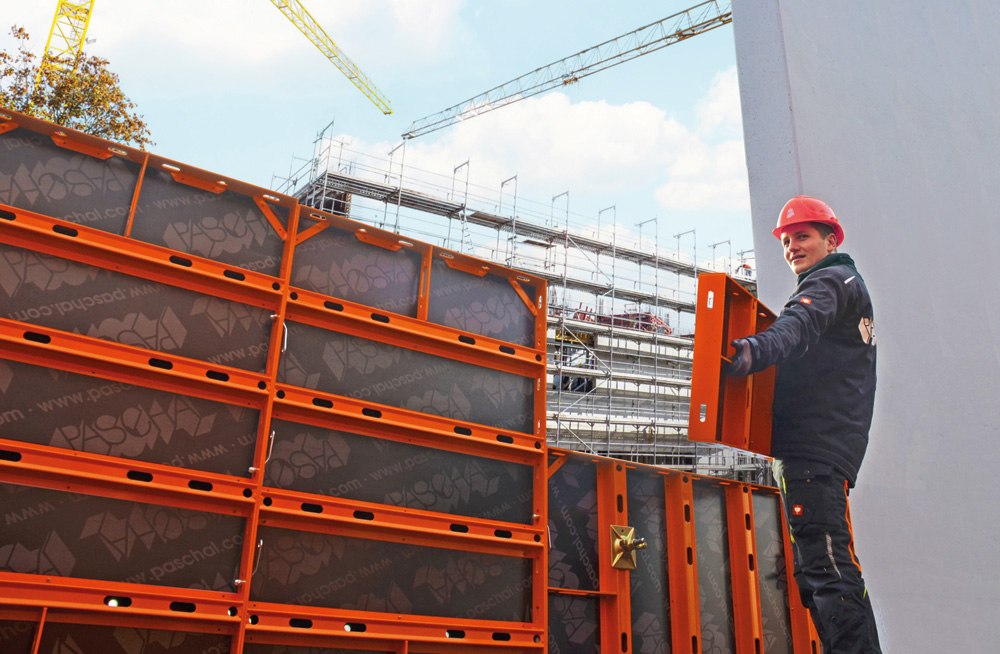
left=687, top=273, right=777, bottom=456
left=0, top=109, right=813, bottom=652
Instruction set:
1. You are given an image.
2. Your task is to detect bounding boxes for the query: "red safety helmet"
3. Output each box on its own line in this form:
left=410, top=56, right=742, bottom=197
left=772, top=195, right=844, bottom=246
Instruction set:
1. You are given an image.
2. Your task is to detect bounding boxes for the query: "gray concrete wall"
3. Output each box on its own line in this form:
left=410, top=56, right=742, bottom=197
left=732, top=1, right=1000, bottom=650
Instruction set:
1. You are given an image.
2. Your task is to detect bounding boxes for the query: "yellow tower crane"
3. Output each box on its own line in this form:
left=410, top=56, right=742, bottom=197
left=35, top=0, right=95, bottom=87
left=270, top=0, right=392, bottom=115
left=35, top=0, right=390, bottom=115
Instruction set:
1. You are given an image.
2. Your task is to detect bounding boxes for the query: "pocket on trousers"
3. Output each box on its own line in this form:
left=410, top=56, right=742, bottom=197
left=782, top=471, right=839, bottom=537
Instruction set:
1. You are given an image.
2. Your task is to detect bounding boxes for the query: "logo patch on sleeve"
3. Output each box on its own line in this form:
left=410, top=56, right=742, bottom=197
left=792, top=504, right=804, bottom=516
left=800, top=297, right=812, bottom=305
left=859, top=317, right=876, bottom=345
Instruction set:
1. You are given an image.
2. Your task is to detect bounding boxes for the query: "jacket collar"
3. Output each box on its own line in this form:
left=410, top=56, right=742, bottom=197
left=796, top=252, right=856, bottom=285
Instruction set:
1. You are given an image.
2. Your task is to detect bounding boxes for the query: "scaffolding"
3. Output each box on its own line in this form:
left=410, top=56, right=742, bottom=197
left=274, top=134, right=767, bottom=482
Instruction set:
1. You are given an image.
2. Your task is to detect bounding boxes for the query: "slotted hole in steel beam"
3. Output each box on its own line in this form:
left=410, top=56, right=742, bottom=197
left=0, top=450, right=21, bottom=462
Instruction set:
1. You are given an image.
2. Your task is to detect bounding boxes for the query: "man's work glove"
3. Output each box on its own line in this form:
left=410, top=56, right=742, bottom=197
left=724, top=338, right=753, bottom=376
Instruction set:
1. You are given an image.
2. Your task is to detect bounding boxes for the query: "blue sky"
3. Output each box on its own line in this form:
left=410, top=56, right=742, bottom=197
left=3, top=0, right=754, bottom=266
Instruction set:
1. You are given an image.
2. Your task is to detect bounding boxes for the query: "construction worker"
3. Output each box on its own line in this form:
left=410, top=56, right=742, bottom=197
left=725, top=196, right=881, bottom=653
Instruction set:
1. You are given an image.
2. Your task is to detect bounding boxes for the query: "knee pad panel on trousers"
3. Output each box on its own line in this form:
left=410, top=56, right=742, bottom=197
left=780, top=468, right=843, bottom=539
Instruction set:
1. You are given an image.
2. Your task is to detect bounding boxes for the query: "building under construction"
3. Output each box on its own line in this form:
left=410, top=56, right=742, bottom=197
left=277, top=135, right=765, bottom=481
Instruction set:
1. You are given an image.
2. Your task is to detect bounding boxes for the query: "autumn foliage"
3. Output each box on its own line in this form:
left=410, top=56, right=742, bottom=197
left=0, top=25, right=153, bottom=149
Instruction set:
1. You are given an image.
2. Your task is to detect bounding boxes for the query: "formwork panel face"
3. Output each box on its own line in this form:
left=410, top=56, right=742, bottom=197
left=0, top=358, right=259, bottom=476
left=626, top=471, right=672, bottom=654
left=291, top=223, right=423, bottom=317
left=752, top=490, right=795, bottom=654
left=548, top=594, right=599, bottom=654
left=547, top=456, right=600, bottom=592
left=265, top=418, right=533, bottom=523
left=0, top=619, right=35, bottom=654
left=252, top=526, right=533, bottom=622
left=278, top=321, right=535, bottom=433
left=0, top=242, right=273, bottom=371
left=692, top=480, right=737, bottom=654
left=37, top=623, right=233, bottom=653
left=0, top=127, right=140, bottom=235
left=244, top=647, right=388, bottom=654
left=0, top=482, right=244, bottom=591
left=130, top=170, right=287, bottom=276
left=427, top=258, right=537, bottom=347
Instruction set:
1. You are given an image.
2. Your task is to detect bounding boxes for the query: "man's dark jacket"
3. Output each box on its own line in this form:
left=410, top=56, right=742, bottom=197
left=744, top=253, right=876, bottom=484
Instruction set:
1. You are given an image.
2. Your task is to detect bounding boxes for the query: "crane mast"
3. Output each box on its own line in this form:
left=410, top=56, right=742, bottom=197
left=403, top=0, right=731, bottom=140
left=36, top=0, right=95, bottom=86
left=270, top=0, right=392, bottom=115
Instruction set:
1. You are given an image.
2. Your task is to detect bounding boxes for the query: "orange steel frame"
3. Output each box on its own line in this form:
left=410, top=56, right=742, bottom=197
left=547, top=450, right=815, bottom=653
left=688, top=273, right=777, bottom=455
left=0, top=110, right=817, bottom=653
left=0, top=110, right=549, bottom=653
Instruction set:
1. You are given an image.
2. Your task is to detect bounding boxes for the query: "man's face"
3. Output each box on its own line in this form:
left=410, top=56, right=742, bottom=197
left=781, top=224, right=837, bottom=274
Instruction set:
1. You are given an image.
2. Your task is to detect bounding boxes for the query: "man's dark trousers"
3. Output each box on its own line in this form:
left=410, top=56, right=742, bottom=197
left=773, top=458, right=882, bottom=653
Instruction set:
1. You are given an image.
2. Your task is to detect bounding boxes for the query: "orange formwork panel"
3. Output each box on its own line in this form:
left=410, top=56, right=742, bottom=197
left=546, top=451, right=804, bottom=654
left=688, top=273, right=777, bottom=456
left=0, top=108, right=549, bottom=654
left=725, top=483, right=764, bottom=653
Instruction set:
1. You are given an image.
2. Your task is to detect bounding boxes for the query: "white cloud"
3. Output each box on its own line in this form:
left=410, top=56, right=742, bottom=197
left=656, top=139, right=749, bottom=211
left=24, top=0, right=468, bottom=74
left=325, top=69, right=749, bottom=215
left=403, top=93, right=701, bottom=199
left=696, top=66, right=743, bottom=137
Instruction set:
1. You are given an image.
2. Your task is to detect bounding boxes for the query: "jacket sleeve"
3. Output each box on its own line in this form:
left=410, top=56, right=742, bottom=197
left=745, top=269, right=851, bottom=373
